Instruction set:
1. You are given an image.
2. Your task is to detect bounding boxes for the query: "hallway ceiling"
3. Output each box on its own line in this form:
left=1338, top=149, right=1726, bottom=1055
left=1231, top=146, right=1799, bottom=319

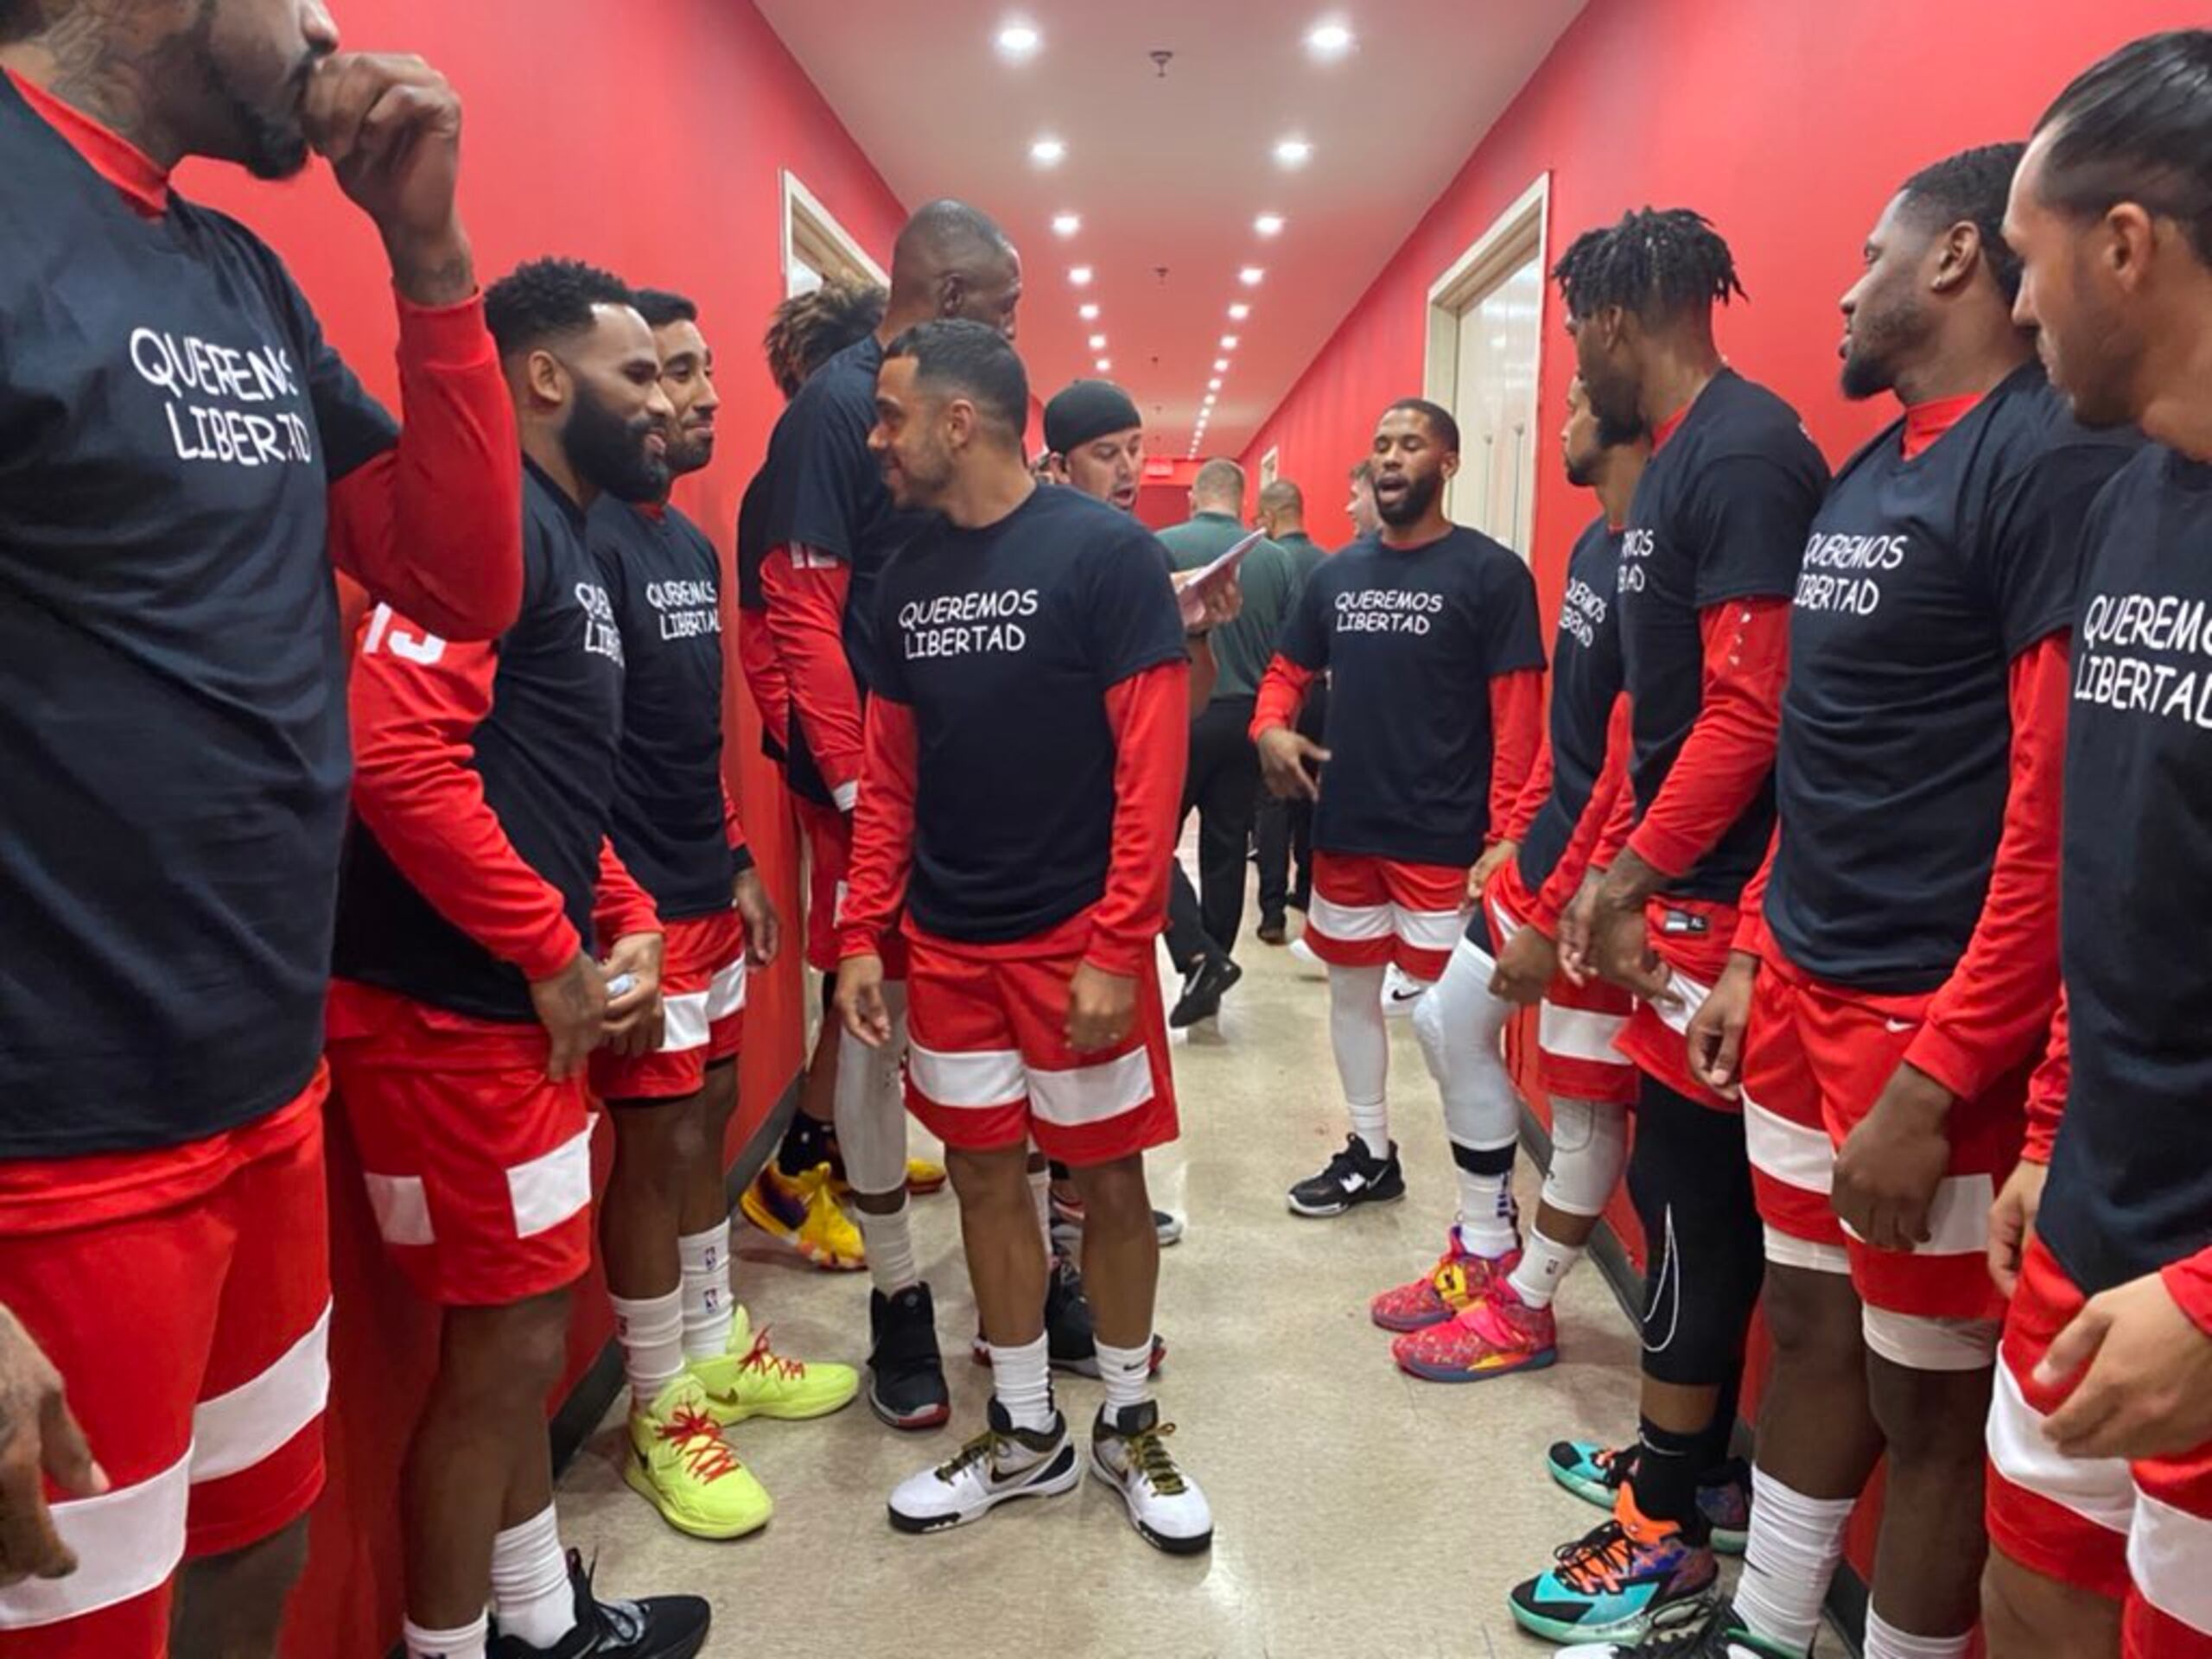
left=754, top=0, right=1586, bottom=467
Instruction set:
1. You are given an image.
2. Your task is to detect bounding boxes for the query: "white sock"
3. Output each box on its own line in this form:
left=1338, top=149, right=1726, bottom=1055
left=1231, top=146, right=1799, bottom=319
left=1732, top=1467, right=1857, bottom=1656
left=1452, top=1166, right=1521, bottom=1255
left=1029, top=1161, right=1054, bottom=1255
left=677, top=1223, right=734, bottom=1361
left=988, top=1332, right=1054, bottom=1433
left=487, top=1503, right=574, bottom=1652
left=404, top=1612, right=488, bottom=1659
left=1096, top=1338, right=1153, bottom=1419
left=1508, top=1228, right=1585, bottom=1311
left=1863, top=1608, right=1973, bottom=1659
left=608, top=1289, right=684, bottom=1408
left=1328, top=963, right=1391, bottom=1155
left=861, top=1196, right=918, bottom=1295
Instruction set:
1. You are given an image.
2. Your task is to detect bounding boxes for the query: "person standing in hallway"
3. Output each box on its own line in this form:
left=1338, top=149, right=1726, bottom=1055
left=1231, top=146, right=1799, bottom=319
left=1252, top=477, right=1331, bottom=943
left=1159, top=460, right=1298, bottom=1026
left=1255, top=401, right=1546, bottom=1221
left=836, top=321, right=1211, bottom=1554
left=755, top=200, right=1023, bottom=1434
left=1347, top=456, right=1384, bottom=541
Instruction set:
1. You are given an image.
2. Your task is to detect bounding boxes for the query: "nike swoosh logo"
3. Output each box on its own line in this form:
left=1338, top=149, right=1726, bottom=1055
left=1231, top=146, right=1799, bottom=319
left=1885, top=1018, right=1916, bottom=1034
left=1387, top=989, right=1427, bottom=1004
left=1343, top=1174, right=1368, bottom=1192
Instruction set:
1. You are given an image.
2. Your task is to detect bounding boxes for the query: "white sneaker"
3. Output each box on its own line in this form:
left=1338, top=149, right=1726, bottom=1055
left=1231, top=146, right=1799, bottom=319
left=887, top=1401, right=1077, bottom=1535
left=1288, top=936, right=1324, bottom=974
left=1090, top=1402, right=1213, bottom=1554
left=1381, top=963, right=1431, bottom=1018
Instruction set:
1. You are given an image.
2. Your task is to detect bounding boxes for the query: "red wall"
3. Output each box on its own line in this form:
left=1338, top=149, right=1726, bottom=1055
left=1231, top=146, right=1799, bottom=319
left=176, top=3, right=905, bottom=1650
left=1241, top=0, right=2203, bottom=1599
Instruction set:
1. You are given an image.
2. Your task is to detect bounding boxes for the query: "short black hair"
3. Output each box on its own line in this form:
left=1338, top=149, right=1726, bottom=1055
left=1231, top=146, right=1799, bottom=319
left=883, top=319, right=1029, bottom=442
left=1384, top=397, right=1460, bottom=454
left=2035, top=29, right=2212, bottom=265
left=1897, top=143, right=2028, bottom=302
left=485, top=257, right=635, bottom=359
left=632, top=288, right=698, bottom=329
left=1552, top=207, right=1746, bottom=322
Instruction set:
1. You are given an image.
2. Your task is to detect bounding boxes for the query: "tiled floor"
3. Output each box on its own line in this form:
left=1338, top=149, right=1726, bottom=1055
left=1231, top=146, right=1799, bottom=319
left=556, top=911, right=1802, bottom=1658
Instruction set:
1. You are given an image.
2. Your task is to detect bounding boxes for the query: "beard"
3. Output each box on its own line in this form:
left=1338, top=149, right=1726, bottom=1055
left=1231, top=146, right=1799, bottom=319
left=666, top=428, right=715, bottom=477
left=566, top=386, right=671, bottom=504
left=188, top=6, right=321, bottom=181
left=1376, top=470, right=1441, bottom=528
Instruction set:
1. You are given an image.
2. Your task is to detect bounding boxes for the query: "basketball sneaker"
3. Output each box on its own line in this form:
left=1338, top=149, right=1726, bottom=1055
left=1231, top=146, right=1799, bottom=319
left=486, top=1550, right=709, bottom=1658
left=1508, top=1486, right=1718, bottom=1646
left=1047, top=1187, right=1185, bottom=1249
left=1370, top=1230, right=1518, bottom=1331
left=1393, top=1279, right=1557, bottom=1382
left=1090, top=1401, right=1213, bottom=1554
left=689, top=1307, right=857, bottom=1426
left=887, top=1398, right=1078, bottom=1534
left=622, top=1374, right=772, bottom=1541
left=1287, top=1134, right=1406, bottom=1217
left=1554, top=1597, right=1802, bottom=1657
left=1548, top=1442, right=1751, bottom=1555
left=739, top=1160, right=863, bottom=1270
left=867, top=1282, right=950, bottom=1432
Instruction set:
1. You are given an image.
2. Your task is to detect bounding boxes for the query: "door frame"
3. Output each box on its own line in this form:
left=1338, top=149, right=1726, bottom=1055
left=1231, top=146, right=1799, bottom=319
left=780, top=170, right=889, bottom=299
left=1423, top=172, right=1550, bottom=553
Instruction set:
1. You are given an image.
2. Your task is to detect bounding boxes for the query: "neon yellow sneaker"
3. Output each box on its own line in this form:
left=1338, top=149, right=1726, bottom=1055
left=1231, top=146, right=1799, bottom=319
left=739, top=1160, right=864, bottom=1270
left=623, top=1373, right=772, bottom=1540
left=690, top=1306, right=860, bottom=1426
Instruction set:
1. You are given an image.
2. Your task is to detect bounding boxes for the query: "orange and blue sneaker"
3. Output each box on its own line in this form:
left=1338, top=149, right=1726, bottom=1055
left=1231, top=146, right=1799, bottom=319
left=1547, top=1441, right=1751, bottom=1556
left=1508, top=1484, right=1718, bottom=1646
left=739, top=1160, right=864, bottom=1271
left=1368, top=1230, right=1519, bottom=1332
left=1391, top=1279, right=1556, bottom=1381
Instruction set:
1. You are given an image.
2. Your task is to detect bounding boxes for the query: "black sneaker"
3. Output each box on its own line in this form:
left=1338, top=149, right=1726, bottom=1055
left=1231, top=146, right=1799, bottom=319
left=868, top=1283, right=950, bottom=1432
left=1048, top=1191, right=1185, bottom=1249
left=487, top=1550, right=709, bottom=1659
left=1287, top=1134, right=1406, bottom=1217
left=1046, top=1252, right=1167, bottom=1376
left=1556, top=1596, right=1796, bottom=1656
left=1169, top=955, right=1243, bottom=1027
left=1257, top=913, right=1288, bottom=946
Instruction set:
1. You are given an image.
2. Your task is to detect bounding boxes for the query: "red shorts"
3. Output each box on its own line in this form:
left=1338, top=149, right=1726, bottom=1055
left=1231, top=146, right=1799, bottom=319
left=590, top=907, right=747, bottom=1102
left=1481, top=863, right=1639, bottom=1107
left=1986, top=1238, right=2212, bottom=1655
left=1614, top=896, right=1738, bottom=1110
left=327, top=982, right=594, bottom=1307
left=1741, top=954, right=2024, bottom=1336
left=903, top=920, right=1179, bottom=1168
left=0, top=1080, right=332, bottom=1655
left=798, top=798, right=908, bottom=980
left=1306, top=852, right=1467, bottom=981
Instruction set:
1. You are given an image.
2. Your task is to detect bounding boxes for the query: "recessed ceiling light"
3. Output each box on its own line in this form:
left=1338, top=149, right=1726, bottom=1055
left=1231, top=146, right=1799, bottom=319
left=1220, top=335, right=1240, bottom=350
left=1306, top=20, right=1354, bottom=60
left=1213, top=358, right=1230, bottom=372
left=1051, top=212, right=1081, bottom=238
left=1078, top=302, right=1100, bottom=321
left=1239, top=267, right=1265, bottom=287
left=1031, top=137, right=1066, bottom=167
left=1255, top=213, right=1287, bottom=238
left=1208, top=378, right=1223, bottom=391
left=1088, top=334, right=1107, bottom=350
left=1096, top=358, right=1112, bottom=372
left=1274, top=137, right=1313, bottom=168
left=1069, top=265, right=1094, bottom=286
left=996, top=22, right=1041, bottom=60
left=1228, top=302, right=1251, bottom=321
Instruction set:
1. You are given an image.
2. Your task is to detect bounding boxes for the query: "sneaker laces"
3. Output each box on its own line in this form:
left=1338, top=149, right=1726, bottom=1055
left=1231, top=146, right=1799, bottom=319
left=1553, top=1519, right=1643, bottom=1594
left=934, top=1424, right=1015, bottom=1483
left=1119, top=1422, right=1188, bottom=1497
left=1322, top=1140, right=1368, bottom=1183
left=1611, top=1597, right=1738, bottom=1656
left=657, top=1407, right=743, bottom=1484
left=736, top=1326, right=807, bottom=1383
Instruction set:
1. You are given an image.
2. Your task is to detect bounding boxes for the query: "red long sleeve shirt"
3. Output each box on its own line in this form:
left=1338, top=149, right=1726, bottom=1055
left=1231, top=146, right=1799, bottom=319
left=1528, top=695, right=1634, bottom=935
left=1488, top=668, right=1546, bottom=849
left=761, top=546, right=865, bottom=809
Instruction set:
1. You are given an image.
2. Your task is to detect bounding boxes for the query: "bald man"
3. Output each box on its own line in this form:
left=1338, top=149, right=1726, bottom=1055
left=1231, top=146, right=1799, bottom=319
left=755, top=199, right=1022, bottom=1433
left=1158, top=461, right=1298, bottom=1024
left=1253, top=479, right=1330, bottom=941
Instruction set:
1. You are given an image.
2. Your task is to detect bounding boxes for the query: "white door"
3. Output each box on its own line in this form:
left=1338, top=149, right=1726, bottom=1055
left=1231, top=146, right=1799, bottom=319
left=1446, top=253, right=1542, bottom=550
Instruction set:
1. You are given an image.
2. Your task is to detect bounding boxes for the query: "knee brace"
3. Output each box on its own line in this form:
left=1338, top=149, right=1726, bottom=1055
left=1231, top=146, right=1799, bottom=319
left=1541, top=1098, right=1628, bottom=1219
left=833, top=982, right=909, bottom=1196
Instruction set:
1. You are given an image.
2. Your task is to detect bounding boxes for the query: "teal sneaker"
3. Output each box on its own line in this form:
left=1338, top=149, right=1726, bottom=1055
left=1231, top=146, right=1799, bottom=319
left=1546, top=1440, right=1750, bottom=1555
left=1510, top=1485, right=1718, bottom=1646
left=1554, top=1596, right=1803, bottom=1656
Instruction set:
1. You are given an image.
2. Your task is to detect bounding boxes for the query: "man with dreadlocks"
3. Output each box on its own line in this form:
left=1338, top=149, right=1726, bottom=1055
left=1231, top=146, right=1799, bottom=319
left=1565, top=147, right=2138, bottom=1659
left=1506, top=211, right=1828, bottom=1647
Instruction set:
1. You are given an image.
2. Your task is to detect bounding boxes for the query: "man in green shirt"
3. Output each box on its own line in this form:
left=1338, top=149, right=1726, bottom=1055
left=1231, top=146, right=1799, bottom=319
left=1251, top=478, right=1331, bottom=942
left=1158, top=460, right=1298, bottom=1023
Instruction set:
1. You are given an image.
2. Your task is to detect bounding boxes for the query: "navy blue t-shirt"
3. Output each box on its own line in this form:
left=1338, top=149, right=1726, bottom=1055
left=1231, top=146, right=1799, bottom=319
left=873, top=485, right=1187, bottom=944
left=334, top=463, right=627, bottom=1024
left=1619, top=370, right=1828, bottom=904
left=594, top=499, right=746, bottom=921
left=0, top=75, right=398, bottom=1159
left=1516, top=516, right=1626, bottom=895
left=1277, top=525, right=1546, bottom=868
left=2040, top=444, right=2212, bottom=1297
left=1768, top=368, right=2136, bottom=993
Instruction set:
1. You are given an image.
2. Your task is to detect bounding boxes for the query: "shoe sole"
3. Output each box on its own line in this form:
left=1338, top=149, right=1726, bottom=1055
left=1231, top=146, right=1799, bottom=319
left=868, top=1380, right=951, bottom=1433
left=1088, top=1451, right=1213, bottom=1555
left=1507, top=1597, right=1667, bottom=1647
left=887, top=1445, right=1079, bottom=1535
left=1545, top=1461, right=1747, bottom=1556
left=1396, top=1347, right=1558, bottom=1383
left=1287, top=1188, right=1407, bottom=1218
left=622, top=1461, right=772, bottom=1541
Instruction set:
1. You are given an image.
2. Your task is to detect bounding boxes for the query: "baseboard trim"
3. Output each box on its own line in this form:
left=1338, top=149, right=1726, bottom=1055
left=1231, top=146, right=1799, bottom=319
left=1517, top=1103, right=1867, bottom=1659
left=546, top=1070, right=806, bottom=1474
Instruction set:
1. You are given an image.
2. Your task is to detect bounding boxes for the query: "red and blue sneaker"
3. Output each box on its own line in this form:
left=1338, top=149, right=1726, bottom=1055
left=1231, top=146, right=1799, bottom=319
left=1391, top=1278, right=1556, bottom=1381
left=1509, top=1485, right=1718, bottom=1646
left=1368, top=1230, right=1518, bottom=1332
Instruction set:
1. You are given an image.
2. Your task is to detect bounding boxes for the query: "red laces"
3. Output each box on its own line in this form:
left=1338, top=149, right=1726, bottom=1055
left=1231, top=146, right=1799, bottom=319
left=738, top=1327, right=807, bottom=1382
left=658, top=1408, right=741, bottom=1483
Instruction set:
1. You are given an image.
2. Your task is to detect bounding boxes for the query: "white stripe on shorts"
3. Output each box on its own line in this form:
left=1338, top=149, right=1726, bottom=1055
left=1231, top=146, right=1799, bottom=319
left=1396, top=906, right=1469, bottom=953
left=191, top=1301, right=333, bottom=1482
left=1029, top=1046, right=1153, bottom=1129
left=1743, top=1092, right=1834, bottom=1196
left=2133, top=1491, right=2212, bottom=1637
left=1540, top=1003, right=1629, bottom=1066
left=507, top=1124, right=594, bottom=1239
left=1840, top=1173, right=1995, bottom=1261
left=1308, top=892, right=1394, bottom=943
left=1987, top=1356, right=2134, bottom=1535
left=1649, top=969, right=1713, bottom=1039
left=908, top=1043, right=1026, bottom=1109
left=0, top=1447, right=189, bottom=1628
left=662, top=958, right=748, bottom=1053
